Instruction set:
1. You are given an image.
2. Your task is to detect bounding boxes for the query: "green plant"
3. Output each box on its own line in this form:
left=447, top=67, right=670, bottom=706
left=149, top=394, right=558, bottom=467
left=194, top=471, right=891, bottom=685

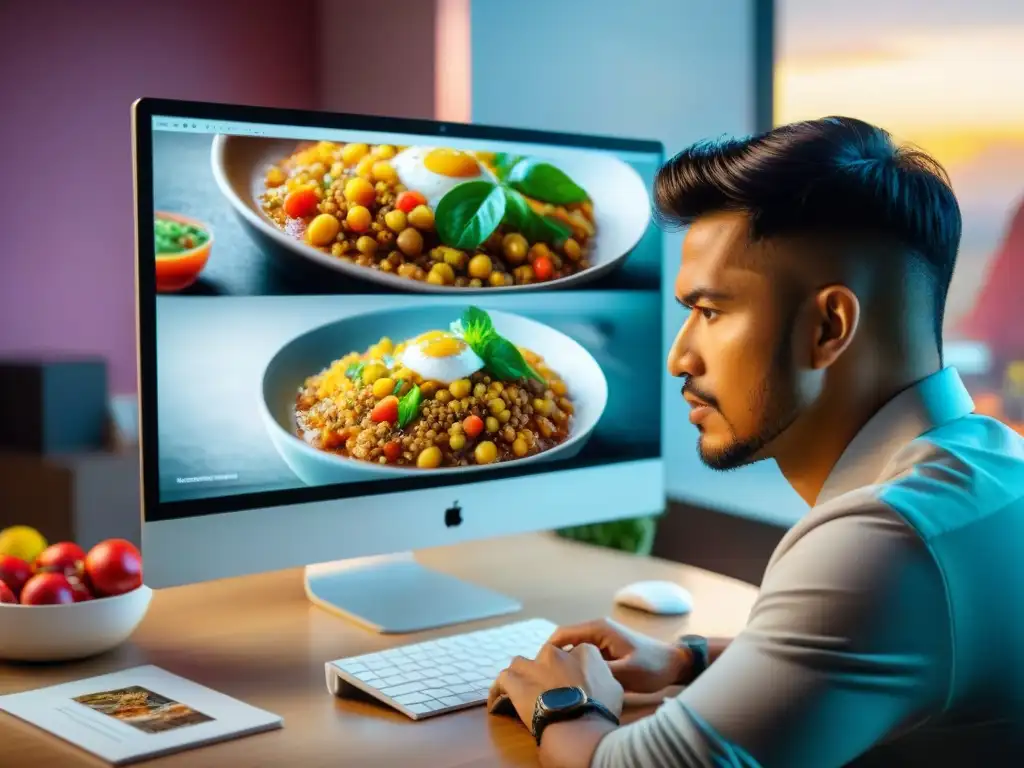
left=556, top=516, right=659, bottom=556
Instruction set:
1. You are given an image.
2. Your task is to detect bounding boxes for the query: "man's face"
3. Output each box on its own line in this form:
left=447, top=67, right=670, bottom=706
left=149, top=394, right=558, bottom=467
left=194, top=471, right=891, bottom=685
left=668, top=213, right=803, bottom=470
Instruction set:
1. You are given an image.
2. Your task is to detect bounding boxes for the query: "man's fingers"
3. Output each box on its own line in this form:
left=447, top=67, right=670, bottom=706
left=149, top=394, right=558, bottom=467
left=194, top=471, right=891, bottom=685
left=549, top=619, right=612, bottom=650
left=487, top=668, right=512, bottom=712
left=569, top=642, right=605, bottom=662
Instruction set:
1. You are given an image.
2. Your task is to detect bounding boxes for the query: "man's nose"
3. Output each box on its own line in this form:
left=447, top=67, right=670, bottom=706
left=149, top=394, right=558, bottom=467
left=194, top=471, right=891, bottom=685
left=667, top=320, right=702, bottom=378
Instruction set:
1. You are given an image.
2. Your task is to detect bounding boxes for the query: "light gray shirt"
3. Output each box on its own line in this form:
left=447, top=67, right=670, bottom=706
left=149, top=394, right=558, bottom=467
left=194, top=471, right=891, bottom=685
left=594, top=367, right=1024, bottom=767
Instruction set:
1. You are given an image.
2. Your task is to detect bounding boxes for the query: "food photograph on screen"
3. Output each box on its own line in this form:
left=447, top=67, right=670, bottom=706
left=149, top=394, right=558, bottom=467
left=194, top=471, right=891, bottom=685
left=149, top=124, right=664, bottom=504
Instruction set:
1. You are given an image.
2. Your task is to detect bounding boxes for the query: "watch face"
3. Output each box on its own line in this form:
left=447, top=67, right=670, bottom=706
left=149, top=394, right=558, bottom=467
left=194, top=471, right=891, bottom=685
left=540, top=687, right=585, bottom=711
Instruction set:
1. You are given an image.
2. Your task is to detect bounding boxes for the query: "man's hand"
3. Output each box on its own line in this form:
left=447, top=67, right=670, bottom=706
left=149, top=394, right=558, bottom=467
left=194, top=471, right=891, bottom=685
left=487, top=643, right=624, bottom=730
left=548, top=618, right=691, bottom=693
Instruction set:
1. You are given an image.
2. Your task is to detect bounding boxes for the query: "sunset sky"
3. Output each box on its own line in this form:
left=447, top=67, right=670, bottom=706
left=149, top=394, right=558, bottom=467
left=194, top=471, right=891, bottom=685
left=774, top=0, right=1024, bottom=327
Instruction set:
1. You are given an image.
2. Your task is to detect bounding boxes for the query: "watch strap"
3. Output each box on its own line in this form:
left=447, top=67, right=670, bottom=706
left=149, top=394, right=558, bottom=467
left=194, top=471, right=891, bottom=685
left=677, top=634, right=710, bottom=684
left=532, top=690, right=620, bottom=746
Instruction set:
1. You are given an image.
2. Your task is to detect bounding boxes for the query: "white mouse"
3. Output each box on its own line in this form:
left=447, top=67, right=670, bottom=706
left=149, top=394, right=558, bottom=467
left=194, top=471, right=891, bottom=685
left=613, top=580, right=693, bottom=615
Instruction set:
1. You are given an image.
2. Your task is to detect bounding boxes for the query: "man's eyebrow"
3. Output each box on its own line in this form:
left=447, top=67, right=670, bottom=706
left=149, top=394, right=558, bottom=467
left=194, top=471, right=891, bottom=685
left=676, top=289, right=732, bottom=307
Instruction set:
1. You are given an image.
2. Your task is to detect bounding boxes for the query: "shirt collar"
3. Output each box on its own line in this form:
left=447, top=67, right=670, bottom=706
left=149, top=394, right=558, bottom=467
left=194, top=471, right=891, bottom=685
left=815, top=366, right=975, bottom=507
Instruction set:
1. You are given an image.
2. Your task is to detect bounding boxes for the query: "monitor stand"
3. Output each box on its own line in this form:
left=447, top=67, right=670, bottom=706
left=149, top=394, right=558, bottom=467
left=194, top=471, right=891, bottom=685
left=304, top=552, right=522, bottom=634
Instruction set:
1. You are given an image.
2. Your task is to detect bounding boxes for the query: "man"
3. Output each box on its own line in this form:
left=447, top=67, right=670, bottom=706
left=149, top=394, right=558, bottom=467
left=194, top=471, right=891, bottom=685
left=487, top=116, right=1024, bottom=767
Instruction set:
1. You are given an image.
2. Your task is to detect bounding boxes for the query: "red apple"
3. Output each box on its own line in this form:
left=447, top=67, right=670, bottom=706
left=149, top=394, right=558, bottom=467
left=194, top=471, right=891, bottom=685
left=68, top=573, right=95, bottom=602
left=20, top=572, right=76, bottom=605
left=0, top=554, right=33, bottom=598
left=0, top=579, right=16, bottom=604
left=35, top=541, right=86, bottom=578
left=84, top=539, right=143, bottom=597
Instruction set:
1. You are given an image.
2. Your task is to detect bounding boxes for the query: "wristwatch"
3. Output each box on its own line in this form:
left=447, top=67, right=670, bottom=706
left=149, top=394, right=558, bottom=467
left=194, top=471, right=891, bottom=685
left=531, top=686, right=619, bottom=746
left=676, top=634, right=710, bottom=684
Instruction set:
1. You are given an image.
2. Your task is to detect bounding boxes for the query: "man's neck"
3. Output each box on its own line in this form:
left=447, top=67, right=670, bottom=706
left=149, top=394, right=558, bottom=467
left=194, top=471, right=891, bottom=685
left=773, top=366, right=939, bottom=507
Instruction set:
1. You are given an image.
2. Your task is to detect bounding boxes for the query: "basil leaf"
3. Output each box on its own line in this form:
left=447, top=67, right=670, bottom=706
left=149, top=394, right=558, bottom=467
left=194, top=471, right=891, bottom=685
left=397, top=384, right=422, bottom=428
left=460, top=306, right=495, bottom=351
left=482, top=336, right=544, bottom=383
left=435, top=181, right=507, bottom=250
left=492, top=152, right=522, bottom=180
left=508, top=159, right=588, bottom=205
left=345, top=361, right=365, bottom=383
left=501, top=187, right=571, bottom=246
left=393, top=378, right=404, bottom=395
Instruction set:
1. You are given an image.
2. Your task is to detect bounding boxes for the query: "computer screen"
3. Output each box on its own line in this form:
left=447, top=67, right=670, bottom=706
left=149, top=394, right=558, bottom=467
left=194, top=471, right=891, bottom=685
left=134, top=99, right=666, bottom=589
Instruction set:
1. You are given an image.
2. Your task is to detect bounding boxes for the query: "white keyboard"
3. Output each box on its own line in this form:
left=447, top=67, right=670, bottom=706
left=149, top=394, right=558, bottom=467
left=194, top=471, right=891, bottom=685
left=325, top=618, right=557, bottom=719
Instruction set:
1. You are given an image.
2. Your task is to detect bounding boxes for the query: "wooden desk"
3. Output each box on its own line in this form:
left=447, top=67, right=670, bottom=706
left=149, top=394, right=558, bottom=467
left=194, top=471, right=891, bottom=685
left=0, top=533, right=757, bottom=767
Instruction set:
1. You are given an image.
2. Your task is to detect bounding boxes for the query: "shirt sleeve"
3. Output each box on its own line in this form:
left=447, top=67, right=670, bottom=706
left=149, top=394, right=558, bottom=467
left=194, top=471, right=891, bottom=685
left=591, top=501, right=952, bottom=768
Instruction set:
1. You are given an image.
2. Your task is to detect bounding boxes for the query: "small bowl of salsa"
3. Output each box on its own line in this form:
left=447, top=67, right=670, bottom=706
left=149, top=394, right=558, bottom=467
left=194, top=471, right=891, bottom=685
left=154, top=212, right=212, bottom=292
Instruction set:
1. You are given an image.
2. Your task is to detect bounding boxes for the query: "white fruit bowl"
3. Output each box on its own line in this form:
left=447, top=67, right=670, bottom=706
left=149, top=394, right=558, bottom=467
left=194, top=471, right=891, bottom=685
left=0, top=585, right=152, bottom=662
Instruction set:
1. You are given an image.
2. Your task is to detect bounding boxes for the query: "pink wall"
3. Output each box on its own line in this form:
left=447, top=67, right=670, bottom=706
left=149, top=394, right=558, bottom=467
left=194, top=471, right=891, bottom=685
left=0, top=0, right=320, bottom=393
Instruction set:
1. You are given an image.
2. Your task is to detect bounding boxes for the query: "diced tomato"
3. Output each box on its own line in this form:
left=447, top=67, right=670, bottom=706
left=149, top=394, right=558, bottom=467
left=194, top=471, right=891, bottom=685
left=371, top=396, right=399, bottom=424
left=463, top=414, right=484, bottom=439
left=284, top=187, right=320, bottom=218
left=395, top=190, right=427, bottom=214
left=533, top=255, right=554, bottom=281
left=383, top=441, right=402, bottom=462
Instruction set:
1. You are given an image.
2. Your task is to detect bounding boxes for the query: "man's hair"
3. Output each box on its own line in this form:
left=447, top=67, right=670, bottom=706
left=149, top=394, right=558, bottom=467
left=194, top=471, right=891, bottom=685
left=654, top=116, right=962, bottom=353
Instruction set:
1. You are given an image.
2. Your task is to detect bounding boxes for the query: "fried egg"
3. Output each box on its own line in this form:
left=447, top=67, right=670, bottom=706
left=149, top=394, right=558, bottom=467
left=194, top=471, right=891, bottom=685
left=391, top=147, right=498, bottom=209
left=398, top=330, right=484, bottom=385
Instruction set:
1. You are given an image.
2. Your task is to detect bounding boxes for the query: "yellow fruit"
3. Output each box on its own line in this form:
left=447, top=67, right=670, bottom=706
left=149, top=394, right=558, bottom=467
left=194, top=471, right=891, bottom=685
left=0, top=525, right=48, bottom=563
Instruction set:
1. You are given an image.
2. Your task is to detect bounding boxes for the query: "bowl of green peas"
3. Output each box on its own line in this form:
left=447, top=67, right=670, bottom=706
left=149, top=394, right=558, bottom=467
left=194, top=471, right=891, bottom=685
left=153, top=212, right=213, bottom=292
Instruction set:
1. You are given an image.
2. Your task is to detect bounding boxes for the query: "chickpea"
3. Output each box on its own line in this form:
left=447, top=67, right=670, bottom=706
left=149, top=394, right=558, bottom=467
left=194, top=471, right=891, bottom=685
left=559, top=397, right=575, bottom=414
left=529, top=242, right=552, bottom=263
left=436, top=389, right=452, bottom=403
left=449, top=433, right=467, bottom=451
left=430, top=262, right=455, bottom=285
left=497, top=232, right=527, bottom=264
left=417, top=446, right=443, bottom=469
left=373, top=144, right=397, bottom=159
left=397, top=227, right=424, bottom=257
left=372, top=161, right=397, bottom=183
left=489, top=271, right=508, bottom=287
left=490, top=382, right=504, bottom=394
left=384, top=209, right=407, bottom=233
left=408, top=204, right=435, bottom=230
left=551, top=379, right=568, bottom=396
left=512, top=437, right=529, bottom=457
left=426, top=270, right=445, bottom=285
left=487, top=398, right=505, bottom=416
left=341, top=143, right=369, bottom=165
left=485, top=416, right=499, bottom=433
left=449, top=379, right=472, bottom=399
left=514, top=265, right=535, bottom=283
left=344, top=177, right=376, bottom=207
left=443, top=248, right=468, bottom=270
left=372, top=377, right=395, bottom=399
left=537, top=416, right=555, bottom=438
left=563, top=238, right=582, bottom=261
left=361, top=363, right=387, bottom=384
left=474, top=440, right=498, bottom=464
left=498, top=409, right=511, bottom=424
left=468, top=254, right=493, bottom=280
left=356, top=155, right=375, bottom=179
left=419, top=381, right=439, bottom=397
left=356, top=235, right=378, bottom=256
left=330, top=242, right=345, bottom=257
left=306, top=213, right=340, bottom=246
left=469, top=278, right=484, bottom=288
left=265, top=167, right=286, bottom=187
left=397, top=262, right=419, bottom=278
left=448, top=399, right=464, bottom=414
left=501, top=425, right=517, bottom=443
left=346, top=205, right=372, bottom=232
left=533, top=398, right=552, bottom=415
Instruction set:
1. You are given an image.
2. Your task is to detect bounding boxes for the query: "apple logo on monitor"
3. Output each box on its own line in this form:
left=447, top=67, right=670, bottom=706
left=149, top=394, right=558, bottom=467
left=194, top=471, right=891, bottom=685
left=445, top=501, right=462, bottom=528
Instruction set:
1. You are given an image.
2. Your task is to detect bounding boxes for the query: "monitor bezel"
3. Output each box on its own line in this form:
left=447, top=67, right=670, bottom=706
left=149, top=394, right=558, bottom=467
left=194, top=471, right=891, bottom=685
left=133, top=97, right=665, bottom=525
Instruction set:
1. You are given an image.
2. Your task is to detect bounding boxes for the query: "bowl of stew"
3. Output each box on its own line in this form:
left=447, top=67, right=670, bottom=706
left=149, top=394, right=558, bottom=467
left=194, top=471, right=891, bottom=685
left=260, top=305, right=608, bottom=485
left=153, top=212, right=213, bottom=292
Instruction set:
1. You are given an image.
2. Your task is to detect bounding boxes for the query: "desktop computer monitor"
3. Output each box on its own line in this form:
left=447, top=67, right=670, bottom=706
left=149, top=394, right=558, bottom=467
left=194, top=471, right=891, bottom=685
left=132, top=98, right=666, bottom=633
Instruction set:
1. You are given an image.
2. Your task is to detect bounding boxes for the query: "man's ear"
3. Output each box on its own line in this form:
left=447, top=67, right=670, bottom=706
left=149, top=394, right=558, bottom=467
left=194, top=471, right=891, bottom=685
left=810, top=285, right=859, bottom=370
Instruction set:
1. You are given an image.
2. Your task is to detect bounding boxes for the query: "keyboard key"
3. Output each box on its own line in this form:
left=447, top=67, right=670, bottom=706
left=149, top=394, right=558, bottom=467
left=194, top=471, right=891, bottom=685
left=380, top=675, right=408, bottom=686
left=375, top=666, right=400, bottom=679
left=458, top=692, right=481, bottom=704
left=447, top=683, right=475, bottom=694
left=407, top=703, right=431, bottom=715
left=380, top=682, right=424, bottom=697
left=394, top=692, right=432, bottom=706
left=439, top=696, right=463, bottom=708
left=422, top=688, right=453, bottom=698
